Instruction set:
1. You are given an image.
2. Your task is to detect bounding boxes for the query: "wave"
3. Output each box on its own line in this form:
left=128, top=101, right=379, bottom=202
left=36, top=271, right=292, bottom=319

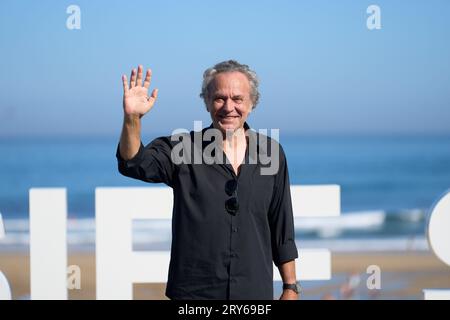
left=295, top=208, right=427, bottom=238
left=0, top=209, right=428, bottom=250
left=296, top=237, right=429, bottom=252
left=295, top=210, right=386, bottom=238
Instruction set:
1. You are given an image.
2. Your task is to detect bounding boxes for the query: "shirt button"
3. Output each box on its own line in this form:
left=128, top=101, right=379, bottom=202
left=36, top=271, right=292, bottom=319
left=232, top=227, right=238, bottom=233
left=230, top=253, right=236, bottom=258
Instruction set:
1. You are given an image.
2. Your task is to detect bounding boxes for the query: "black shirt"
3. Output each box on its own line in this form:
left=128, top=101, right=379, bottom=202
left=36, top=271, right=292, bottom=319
left=116, top=122, right=298, bottom=300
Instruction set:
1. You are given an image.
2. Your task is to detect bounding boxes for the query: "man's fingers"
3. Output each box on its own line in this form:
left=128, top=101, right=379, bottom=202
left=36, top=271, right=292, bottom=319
left=136, top=65, right=143, bottom=87
left=130, top=68, right=137, bottom=88
left=151, top=88, right=158, bottom=99
left=122, top=75, right=129, bottom=94
left=147, top=88, right=158, bottom=106
left=143, top=69, right=152, bottom=89
left=128, top=65, right=151, bottom=89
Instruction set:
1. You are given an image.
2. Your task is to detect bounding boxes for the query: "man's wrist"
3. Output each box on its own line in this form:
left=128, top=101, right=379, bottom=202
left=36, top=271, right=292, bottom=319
left=280, top=288, right=299, bottom=300
left=123, top=113, right=141, bottom=123
left=282, top=282, right=302, bottom=294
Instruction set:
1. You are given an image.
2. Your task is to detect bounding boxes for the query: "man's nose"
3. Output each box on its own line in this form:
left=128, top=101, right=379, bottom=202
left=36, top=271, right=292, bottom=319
left=223, top=98, right=235, bottom=111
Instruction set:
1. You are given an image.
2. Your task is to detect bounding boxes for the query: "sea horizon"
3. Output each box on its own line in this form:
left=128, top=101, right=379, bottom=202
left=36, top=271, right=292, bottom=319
left=2, top=133, right=449, bottom=251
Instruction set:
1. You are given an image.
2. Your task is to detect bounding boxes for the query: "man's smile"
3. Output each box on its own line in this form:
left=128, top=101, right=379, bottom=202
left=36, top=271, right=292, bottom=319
left=218, top=115, right=239, bottom=121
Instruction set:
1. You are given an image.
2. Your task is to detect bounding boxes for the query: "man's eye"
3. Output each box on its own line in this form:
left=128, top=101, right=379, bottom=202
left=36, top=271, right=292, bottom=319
left=214, top=98, right=224, bottom=103
left=234, top=98, right=243, bottom=103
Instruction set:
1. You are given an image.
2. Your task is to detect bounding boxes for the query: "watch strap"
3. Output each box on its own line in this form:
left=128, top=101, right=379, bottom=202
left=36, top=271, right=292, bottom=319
left=283, top=282, right=301, bottom=294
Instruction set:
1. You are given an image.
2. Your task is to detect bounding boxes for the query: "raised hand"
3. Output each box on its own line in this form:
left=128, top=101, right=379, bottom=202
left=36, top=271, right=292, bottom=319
left=122, top=65, right=158, bottom=118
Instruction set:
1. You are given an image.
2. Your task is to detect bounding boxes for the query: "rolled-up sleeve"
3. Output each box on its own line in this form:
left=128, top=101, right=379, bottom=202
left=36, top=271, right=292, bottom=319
left=116, top=136, right=176, bottom=187
left=268, top=145, right=298, bottom=267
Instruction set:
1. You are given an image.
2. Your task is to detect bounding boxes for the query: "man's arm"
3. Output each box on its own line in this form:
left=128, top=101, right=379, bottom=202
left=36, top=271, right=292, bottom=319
left=267, top=144, right=299, bottom=300
left=119, top=115, right=142, bottom=160
left=119, top=65, right=158, bottom=160
left=116, top=65, right=176, bottom=187
left=278, top=260, right=299, bottom=300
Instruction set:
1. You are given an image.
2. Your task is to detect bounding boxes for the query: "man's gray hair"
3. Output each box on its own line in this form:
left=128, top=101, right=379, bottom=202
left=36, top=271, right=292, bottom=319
left=199, top=60, right=260, bottom=110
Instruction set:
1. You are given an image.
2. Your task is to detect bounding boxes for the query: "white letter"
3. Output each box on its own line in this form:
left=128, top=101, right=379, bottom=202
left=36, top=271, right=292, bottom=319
left=0, top=213, right=12, bottom=300
left=96, top=187, right=172, bottom=299
left=273, top=185, right=341, bottom=281
left=29, top=188, right=68, bottom=300
left=259, top=129, right=279, bottom=176
left=67, top=265, right=81, bottom=290
left=66, top=5, right=81, bottom=30
left=193, top=121, right=203, bottom=164
left=366, top=265, right=381, bottom=290
left=366, top=5, right=381, bottom=30
left=171, top=130, right=191, bottom=165
left=203, top=127, right=223, bottom=165
left=424, top=190, right=450, bottom=299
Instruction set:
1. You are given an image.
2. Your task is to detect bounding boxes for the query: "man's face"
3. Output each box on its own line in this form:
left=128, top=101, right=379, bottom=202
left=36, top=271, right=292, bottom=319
left=207, top=71, right=253, bottom=134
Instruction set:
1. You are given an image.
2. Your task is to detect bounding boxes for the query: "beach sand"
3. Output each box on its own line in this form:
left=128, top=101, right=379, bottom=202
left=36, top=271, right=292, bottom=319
left=1, top=251, right=449, bottom=300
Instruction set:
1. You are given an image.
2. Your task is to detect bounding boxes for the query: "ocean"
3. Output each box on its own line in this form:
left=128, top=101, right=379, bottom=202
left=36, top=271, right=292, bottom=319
left=1, top=134, right=450, bottom=251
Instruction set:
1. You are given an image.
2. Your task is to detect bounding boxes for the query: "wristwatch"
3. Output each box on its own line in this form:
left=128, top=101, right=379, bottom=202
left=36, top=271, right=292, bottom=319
left=283, top=282, right=302, bottom=294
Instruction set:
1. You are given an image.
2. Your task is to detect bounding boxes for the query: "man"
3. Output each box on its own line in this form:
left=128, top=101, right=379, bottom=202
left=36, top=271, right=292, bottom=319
left=116, top=60, right=300, bottom=300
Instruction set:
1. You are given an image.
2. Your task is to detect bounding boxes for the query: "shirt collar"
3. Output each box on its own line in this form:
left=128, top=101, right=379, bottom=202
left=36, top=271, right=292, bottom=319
left=204, top=122, right=266, bottom=157
left=207, top=122, right=251, bottom=131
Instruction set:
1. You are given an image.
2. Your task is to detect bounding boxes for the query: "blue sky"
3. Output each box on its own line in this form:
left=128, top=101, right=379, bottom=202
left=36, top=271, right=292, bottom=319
left=0, top=0, right=449, bottom=137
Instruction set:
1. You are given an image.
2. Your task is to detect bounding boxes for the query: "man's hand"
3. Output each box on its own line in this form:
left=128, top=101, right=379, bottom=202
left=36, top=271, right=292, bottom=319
left=277, top=260, right=299, bottom=300
left=279, top=290, right=299, bottom=300
left=119, top=65, right=158, bottom=160
left=122, top=65, right=158, bottom=118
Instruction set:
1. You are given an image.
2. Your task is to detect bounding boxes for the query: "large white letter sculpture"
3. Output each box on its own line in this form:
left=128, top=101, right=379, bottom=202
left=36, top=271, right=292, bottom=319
left=29, top=188, right=68, bottom=299
left=423, top=190, right=450, bottom=300
left=274, top=185, right=340, bottom=281
left=96, top=185, right=340, bottom=299
left=0, top=213, right=12, bottom=300
left=22, top=186, right=450, bottom=299
left=25, top=185, right=339, bottom=299
left=95, top=187, right=172, bottom=299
